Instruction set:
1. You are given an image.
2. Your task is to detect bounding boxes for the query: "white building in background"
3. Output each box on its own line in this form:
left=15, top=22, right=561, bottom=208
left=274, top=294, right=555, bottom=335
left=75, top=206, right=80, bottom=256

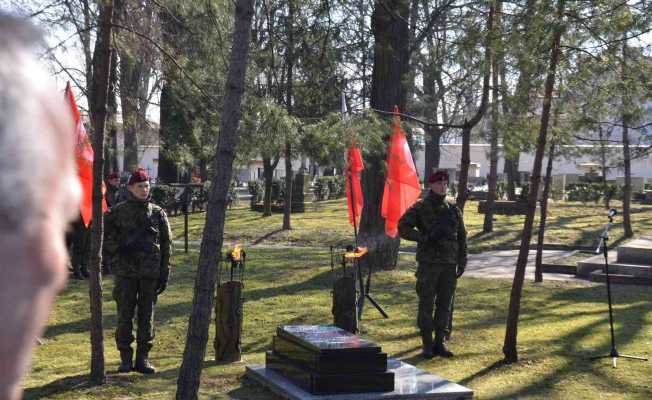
left=414, top=144, right=652, bottom=187
left=115, top=123, right=160, bottom=181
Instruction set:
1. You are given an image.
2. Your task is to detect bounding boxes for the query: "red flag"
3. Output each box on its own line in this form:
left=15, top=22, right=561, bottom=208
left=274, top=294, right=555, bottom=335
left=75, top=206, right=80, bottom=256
left=65, top=82, right=107, bottom=226
left=346, top=144, right=364, bottom=227
left=381, top=106, right=421, bottom=238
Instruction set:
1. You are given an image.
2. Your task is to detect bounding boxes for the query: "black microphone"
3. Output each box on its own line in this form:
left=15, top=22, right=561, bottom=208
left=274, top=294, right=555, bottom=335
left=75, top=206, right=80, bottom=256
left=608, top=208, right=617, bottom=218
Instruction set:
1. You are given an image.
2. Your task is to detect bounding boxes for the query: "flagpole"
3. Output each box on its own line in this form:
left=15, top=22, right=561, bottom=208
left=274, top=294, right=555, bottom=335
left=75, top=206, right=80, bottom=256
left=342, top=91, right=359, bottom=248
left=349, top=166, right=359, bottom=248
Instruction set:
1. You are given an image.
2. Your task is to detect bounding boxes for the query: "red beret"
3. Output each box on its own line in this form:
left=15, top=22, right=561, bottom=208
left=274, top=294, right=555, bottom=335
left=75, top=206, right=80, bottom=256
left=128, top=169, right=149, bottom=185
left=428, top=170, right=449, bottom=183
left=108, top=171, right=119, bottom=180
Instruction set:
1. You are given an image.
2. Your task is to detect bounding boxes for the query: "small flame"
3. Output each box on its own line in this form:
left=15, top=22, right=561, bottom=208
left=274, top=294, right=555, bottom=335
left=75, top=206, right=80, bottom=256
left=231, top=245, right=242, bottom=261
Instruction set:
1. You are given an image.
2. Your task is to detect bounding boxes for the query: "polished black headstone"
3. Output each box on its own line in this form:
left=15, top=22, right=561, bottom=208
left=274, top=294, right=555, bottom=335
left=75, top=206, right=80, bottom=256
left=266, top=351, right=395, bottom=395
left=277, top=325, right=381, bottom=354
left=272, top=335, right=388, bottom=374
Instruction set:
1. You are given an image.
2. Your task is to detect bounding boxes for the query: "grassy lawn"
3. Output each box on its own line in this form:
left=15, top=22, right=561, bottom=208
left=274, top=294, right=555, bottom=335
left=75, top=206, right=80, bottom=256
left=169, top=199, right=652, bottom=253
left=27, top=247, right=652, bottom=399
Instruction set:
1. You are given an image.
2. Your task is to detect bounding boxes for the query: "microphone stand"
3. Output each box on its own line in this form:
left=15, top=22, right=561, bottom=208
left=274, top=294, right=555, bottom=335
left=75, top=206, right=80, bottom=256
left=590, top=212, right=647, bottom=367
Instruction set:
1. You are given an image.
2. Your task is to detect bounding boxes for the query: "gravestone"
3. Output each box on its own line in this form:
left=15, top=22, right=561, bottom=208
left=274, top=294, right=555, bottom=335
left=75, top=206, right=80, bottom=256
left=247, top=325, right=474, bottom=399
left=265, top=325, right=393, bottom=395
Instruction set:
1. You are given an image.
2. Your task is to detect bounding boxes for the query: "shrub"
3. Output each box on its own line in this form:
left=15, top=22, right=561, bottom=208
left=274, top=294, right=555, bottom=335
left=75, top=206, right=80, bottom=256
left=313, top=178, right=330, bottom=201
left=271, top=178, right=284, bottom=203
left=566, top=183, right=623, bottom=203
left=150, top=184, right=175, bottom=208
left=247, top=180, right=264, bottom=205
left=313, top=176, right=346, bottom=201
left=519, top=183, right=529, bottom=201
left=326, top=176, right=346, bottom=199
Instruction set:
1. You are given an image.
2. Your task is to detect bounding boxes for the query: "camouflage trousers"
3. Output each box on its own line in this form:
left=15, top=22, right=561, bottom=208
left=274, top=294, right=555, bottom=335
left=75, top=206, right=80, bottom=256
left=113, top=276, right=158, bottom=353
left=415, top=262, right=457, bottom=337
left=67, top=218, right=90, bottom=274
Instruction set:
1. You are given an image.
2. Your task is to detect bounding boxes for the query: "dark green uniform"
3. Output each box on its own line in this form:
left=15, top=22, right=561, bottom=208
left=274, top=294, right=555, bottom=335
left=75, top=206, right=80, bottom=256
left=68, top=215, right=90, bottom=279
left=398, top=191, right=467, bottom=349
left=104, top=195, right=171, bottom=370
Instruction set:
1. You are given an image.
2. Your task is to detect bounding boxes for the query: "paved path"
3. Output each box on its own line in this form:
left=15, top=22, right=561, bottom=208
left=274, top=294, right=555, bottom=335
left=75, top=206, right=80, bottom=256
left=174, top=240, right=591, bottom=284
left=462, top=249, right=590, bottom=283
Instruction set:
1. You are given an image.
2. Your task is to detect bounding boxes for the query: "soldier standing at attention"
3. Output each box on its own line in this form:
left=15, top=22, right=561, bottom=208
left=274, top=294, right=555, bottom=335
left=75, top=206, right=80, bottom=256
left=104, top=169, right=172, bottom=374
left=398, top=170, right=467, bottom=359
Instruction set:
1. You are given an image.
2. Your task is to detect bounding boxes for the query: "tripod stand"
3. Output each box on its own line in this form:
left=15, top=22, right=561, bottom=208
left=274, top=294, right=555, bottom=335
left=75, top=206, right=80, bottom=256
left=590, top=210, right=647, bottom=368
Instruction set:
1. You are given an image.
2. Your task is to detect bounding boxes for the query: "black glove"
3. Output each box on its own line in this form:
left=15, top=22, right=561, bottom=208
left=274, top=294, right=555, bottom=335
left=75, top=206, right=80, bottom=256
left=156, top=278, right=168, bottom=295
left=456, top=264, right=466, bottom=278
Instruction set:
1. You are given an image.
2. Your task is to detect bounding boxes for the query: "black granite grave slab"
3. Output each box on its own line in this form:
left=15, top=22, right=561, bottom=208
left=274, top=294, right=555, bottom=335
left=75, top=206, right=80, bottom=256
left=247, top=357, right=474, bottom=399
left=266, top=351, right=395, bottom=395
left=277, top=325, right=381, bottom=354
left=272, top=335, right=388, bottom=374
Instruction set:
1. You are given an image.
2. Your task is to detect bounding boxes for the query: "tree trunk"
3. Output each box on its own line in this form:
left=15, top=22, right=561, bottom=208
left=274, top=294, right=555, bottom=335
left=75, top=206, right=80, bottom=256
left=283, top=0, right=295, bottom=230
left=370, top=0, right=410, bottom=113
left=599, top=126, right=610, bottom=209
left=424, top=127, right=442, bottom=175
left=158, top=82, right=186, bottom=183
left=105, top=50, right=118, bottom=177
left=503, top=0, right=564, bottom=363
left=622, top=121, right=633, bottom=237
left=175, top=0, right=254, bottom=398
left=422, top=0, right=445, bottom=177
left=283, top=144, right=293, bottom=229
left=621, top=42, right=633, bottom=238
left=535, top=139, right=556, bottom=283
left=456, top=2, right=494, bottom=212
left=483, top=44, right=500, bottom=233
left=504, top=158, right=519, bottom=201
left=116, top=0, right=154, bottom=172
left=503, top=0, right=538, bottom=201
left=262, top=157, right=278, bottom=217
left=457, top=124, right=471, bottom=211
left=359, top=0, right=410, bottom=270
left=117, top=22, right=139, bottom=172
left=87, top=0, right=115, bottom=384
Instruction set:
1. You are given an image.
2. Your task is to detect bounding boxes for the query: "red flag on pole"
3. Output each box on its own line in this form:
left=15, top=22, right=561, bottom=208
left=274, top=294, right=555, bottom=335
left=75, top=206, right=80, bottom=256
left=65, top=82, right=106, bottom=226
left=346, top=143, right=364, bottom=227
left=381, top=106, right=421, bottom=238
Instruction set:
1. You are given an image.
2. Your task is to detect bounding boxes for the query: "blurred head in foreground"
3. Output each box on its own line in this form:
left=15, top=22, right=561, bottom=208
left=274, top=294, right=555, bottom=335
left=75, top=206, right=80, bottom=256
left=0, top=13, right=80, bottom=400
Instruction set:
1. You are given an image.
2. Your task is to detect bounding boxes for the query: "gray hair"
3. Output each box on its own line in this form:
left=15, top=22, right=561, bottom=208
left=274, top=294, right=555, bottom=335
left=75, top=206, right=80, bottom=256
left=0, top=15, right=72, bottom=235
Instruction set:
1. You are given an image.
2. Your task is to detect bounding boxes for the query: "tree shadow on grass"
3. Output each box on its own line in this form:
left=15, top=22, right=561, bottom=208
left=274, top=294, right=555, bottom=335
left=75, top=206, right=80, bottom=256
left=228, top=374, right=280, bottom=399
left=23, top=374, right=93, bottom=399
left=251, top=229, right=285, bottom=246
left=245, top=269, right=333, bottom=303
left=458, top=360, right=508, bottom=387
left=43, top=300, right=193, bottom=339
left=23, top=371, right=156, bottom=400
left=458, top=297, right=651, bottom=399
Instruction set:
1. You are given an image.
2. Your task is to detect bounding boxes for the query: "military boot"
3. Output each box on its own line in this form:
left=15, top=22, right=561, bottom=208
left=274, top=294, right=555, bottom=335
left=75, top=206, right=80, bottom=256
left=134, top=350, right=156, bottom=374
left=433, top=334, right=454, bottom=358
left=118, top=349, right=133, bottom=373
left=421, top=331, right=434, bottom=359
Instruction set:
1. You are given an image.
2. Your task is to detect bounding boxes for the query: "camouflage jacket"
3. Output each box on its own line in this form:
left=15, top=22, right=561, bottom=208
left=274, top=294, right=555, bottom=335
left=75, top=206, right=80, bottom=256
left=398, top=191, right=467, bottom=266
left=104, top=197, right=172, bottom=280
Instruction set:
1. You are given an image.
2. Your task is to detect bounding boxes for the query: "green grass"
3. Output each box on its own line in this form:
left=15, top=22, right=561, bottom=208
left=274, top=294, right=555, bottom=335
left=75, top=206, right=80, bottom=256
left=26, top=248, right=652, bottom=399
left=169, top=199, right=652, bottom=252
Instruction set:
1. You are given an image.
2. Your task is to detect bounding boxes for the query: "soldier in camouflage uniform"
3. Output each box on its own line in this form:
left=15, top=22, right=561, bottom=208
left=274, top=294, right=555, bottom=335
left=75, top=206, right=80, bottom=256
left=105, top=171, right=121, bottom=208
left=398, top=170, right=467, bottom=359
left=104, top=169, right=172, bottom=374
